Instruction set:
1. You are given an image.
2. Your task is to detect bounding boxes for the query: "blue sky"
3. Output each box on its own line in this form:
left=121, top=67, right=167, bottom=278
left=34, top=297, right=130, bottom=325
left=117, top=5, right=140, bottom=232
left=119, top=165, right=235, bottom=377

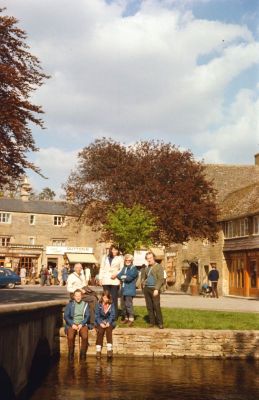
left=2, top=0, right=259, bottom=196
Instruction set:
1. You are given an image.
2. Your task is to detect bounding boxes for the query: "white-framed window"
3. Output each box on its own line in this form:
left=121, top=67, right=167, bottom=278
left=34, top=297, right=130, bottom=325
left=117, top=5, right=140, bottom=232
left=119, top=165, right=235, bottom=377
left=53, top=216, right=65, bottom=226
left=52, top=239, right=66, bottom=246
left=28, top=237, right=35, bottom=245
left=224, top=218, right=249, bottom=238
left=0, top=213, right=11, bottom=223
left=29, top=215, right=36, bottom=225
left=0, top=237, right=11, bottom=246
left=253, top=215, right=259, bottom=235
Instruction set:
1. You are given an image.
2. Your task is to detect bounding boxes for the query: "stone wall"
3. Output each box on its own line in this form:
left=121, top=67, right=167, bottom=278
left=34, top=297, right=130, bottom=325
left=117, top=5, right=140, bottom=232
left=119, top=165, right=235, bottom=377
left=59, top=327, right=259, bottom=359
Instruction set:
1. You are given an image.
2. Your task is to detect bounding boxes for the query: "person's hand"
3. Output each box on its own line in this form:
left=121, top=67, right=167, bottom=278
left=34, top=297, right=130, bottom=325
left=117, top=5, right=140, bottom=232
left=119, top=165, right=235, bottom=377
left=81, top=288, right=86, bottom=294
left=100, top=323, right=106, bottom=328
left=99, top=279, right=102, bottom=286
left=153, top=289, right=159, bottom=297
left=72, top=324, right=78, bottom=330
left=78, top=324, right=82, bottom=331
left=111, top=274, right=117, bottom=279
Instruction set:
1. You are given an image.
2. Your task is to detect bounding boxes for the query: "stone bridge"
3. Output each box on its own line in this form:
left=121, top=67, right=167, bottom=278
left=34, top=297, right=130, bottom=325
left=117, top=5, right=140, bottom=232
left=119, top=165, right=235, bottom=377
left=0, top=300, right=66, bottom=399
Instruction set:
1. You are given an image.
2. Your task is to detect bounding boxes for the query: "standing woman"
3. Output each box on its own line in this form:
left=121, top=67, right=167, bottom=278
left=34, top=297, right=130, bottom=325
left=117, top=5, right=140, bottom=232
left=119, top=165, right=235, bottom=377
left=99, top=245, right=124, bottom=319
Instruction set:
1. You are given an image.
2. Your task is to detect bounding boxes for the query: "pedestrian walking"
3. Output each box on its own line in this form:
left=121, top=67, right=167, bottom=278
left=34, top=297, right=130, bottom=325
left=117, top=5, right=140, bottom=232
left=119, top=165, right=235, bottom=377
left=20, top=266, right=26, bottom=285
left=141, top=251, right=165, bottom=329
left=52, top=266, right=59, bottom=285
left=95, top=290, right=116, bottom=360
left=84, top=265, right=91, bottom=286
left=64, top=289, right=91, bottom=361
left=208, top=263, right=219, bottom=298
left=61, top=264, right=69, bottom=286
left=115, top=254, right=138, bottom=326
left=99, top=245, right=124, bottom=319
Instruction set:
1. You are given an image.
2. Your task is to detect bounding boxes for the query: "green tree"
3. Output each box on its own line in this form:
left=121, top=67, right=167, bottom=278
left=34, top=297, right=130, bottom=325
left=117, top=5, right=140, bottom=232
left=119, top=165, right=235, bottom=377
left=38, top=187, right=56, bottom=200
left=104, top=204, right=157, bottom=254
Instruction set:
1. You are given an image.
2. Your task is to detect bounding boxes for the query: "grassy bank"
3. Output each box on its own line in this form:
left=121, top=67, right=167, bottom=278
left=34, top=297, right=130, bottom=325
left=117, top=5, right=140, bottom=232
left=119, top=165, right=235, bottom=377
left=117, top=306, right=259, bottom=330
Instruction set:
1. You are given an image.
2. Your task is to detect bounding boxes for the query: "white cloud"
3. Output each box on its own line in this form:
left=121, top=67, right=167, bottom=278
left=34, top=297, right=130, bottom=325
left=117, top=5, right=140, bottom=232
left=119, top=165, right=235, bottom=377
left=2, top=0, right=259, bottom=189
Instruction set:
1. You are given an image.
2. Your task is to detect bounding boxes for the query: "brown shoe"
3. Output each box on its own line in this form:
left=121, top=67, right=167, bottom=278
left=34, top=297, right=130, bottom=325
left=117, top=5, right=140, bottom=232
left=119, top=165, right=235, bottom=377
left=128, top=321, right=134, bottom=327
left=121, top=319, right=129, bottom=324
left=96, top=351, right=101, bottom=359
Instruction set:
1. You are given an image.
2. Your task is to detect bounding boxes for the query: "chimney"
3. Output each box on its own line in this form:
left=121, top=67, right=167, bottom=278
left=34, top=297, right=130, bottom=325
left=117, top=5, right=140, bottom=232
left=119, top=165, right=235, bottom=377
left=255, top=153, right=259, bottom=166
left=20, top=176, right=31, bottom=201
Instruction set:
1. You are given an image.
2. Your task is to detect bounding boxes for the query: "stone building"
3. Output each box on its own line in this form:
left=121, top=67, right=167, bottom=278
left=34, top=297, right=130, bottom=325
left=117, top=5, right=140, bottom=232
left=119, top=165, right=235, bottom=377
left=164, top=154, right=259, bottom=298
left=0, top=180, right=104, bottom=277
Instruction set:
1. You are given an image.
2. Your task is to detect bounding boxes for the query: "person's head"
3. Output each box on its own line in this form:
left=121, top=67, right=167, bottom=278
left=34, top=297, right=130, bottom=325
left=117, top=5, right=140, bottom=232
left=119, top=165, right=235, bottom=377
left=124, top=254, right=134, bottom=266
left=100, top=290, right=113, bottom=305
left=108, top=245, right=120, bottom=258
left=73, top=289, right=82, bottom=303
left=74, top=263, right=82, bottom=275
left=145, top=251, right=156, bottom=266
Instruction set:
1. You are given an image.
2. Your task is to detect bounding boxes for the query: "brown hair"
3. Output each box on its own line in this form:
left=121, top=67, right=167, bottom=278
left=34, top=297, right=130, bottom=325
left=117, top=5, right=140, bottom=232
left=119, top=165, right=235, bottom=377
left=145, top=251, right=155, bottom=260
left=99, top=290, right=113, bottom=304
left=73, top=289, right=82, bottom=296
left=108, top=244, right=120, bottom=257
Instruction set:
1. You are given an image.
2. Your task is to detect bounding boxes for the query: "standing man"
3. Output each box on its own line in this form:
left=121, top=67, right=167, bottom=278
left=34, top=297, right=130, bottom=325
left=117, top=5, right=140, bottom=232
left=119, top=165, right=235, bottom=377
left=20, top=265, right=27, bottom=285
left=66, top=263, right=97, bottom=325
left=208, top=263, right=219, bottom=298
left=141, top=251, right=164, bottom=329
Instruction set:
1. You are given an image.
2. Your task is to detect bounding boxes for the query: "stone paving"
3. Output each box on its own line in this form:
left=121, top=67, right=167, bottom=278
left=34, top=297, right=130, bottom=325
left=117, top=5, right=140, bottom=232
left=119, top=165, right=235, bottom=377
left=0, top=285, right=258, bottom=313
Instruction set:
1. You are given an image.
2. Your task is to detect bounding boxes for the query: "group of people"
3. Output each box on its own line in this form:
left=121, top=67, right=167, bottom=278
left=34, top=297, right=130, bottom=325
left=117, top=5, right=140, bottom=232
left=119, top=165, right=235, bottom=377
left=64, top=245, right=165, bottom=360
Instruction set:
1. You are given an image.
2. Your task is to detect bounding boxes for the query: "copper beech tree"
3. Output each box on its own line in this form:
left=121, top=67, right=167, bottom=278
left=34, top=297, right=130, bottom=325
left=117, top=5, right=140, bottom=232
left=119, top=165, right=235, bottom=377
left=0, top=8, right=49, bottom=188
left=65, top=138, right=219, bottom=245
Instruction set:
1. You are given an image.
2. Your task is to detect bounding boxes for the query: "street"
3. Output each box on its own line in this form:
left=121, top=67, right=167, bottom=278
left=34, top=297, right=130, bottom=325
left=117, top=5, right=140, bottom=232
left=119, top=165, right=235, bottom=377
left=0, top=285, right=258, bottom=313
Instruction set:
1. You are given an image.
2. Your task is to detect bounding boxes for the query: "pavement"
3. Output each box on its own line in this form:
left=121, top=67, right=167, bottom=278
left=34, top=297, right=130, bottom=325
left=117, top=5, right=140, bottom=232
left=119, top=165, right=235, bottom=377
left=0, top=285, right=258, bottom=313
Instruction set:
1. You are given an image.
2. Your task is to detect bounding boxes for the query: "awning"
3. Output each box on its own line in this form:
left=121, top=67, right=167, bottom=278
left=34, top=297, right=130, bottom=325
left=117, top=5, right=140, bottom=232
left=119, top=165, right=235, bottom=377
left=66, top=253, right=98, bottom=264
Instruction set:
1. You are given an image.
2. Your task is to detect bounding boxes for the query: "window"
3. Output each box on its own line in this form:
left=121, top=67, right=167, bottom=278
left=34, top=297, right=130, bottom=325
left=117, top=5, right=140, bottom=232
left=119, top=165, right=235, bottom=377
left=253, top=216, right=259, bottom=235
left=29, top=215, right=36, bottom=225
left=53, top=216, right=65, bottom=226
left=52, top=239, right=66, bottom=246
left=224, top=219, right=249, bottom=238
left=28, top=237, right=35, bottom=245
left=0, top=237, right=11, bottom=246
left=0, top=213, right=11, bottom=223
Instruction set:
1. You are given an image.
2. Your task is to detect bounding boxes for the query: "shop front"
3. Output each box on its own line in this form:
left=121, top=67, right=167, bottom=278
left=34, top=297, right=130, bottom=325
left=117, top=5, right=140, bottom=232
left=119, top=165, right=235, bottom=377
left=0, top=244, right=43, bottom=276
left=225, top=250, right=259, bottom=298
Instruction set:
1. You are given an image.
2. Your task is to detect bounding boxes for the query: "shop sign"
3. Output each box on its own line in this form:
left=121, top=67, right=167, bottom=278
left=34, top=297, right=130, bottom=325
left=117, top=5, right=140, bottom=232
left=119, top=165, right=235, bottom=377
left=46, top=246, right=93, bottom=255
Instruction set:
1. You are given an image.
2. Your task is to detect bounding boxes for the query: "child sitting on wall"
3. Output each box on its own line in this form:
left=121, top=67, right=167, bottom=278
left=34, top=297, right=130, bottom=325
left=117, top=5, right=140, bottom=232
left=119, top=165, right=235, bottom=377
left=64, top=289, right=91, bottom=360
left=95, top=290, right=116, bottom=359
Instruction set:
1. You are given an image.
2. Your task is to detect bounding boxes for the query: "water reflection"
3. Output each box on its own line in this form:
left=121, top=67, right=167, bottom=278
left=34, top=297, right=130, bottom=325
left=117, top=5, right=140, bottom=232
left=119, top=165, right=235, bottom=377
left=30, top=356, right=259, bottom=400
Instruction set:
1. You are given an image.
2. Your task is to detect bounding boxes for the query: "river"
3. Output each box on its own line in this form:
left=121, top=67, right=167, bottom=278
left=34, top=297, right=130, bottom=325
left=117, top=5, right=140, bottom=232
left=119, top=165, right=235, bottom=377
left=29, top=356, right=259, bottom=400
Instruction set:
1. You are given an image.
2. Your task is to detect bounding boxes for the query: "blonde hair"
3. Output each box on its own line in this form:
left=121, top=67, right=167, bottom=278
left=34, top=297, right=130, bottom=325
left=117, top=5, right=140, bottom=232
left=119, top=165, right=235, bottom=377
left=124, top=254, right=134, bottom=262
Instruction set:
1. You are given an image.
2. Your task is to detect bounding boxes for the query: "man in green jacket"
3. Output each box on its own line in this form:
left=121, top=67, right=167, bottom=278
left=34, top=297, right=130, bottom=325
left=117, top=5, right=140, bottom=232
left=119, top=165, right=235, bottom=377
left=141, top=251, right=164, bottom=329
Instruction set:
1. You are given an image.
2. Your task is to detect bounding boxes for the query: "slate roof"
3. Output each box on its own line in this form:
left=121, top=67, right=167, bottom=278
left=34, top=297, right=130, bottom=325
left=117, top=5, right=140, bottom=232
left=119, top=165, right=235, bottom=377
left=204, top=164, right=259, bottom=203
left=219, top=183, right=259, bottom=221
left=0, top=198, right=79, bottom=216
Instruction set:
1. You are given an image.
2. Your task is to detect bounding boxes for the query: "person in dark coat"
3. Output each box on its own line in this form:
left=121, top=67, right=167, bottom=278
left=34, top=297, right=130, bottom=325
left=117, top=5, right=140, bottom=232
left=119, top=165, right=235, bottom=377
left=64, top=289, right=91, bottom=360
left=95, top=290, right=116, bottom=359
left=208, top=264, right=219, bottom=298
left=115, top=254, right=138, bottom=326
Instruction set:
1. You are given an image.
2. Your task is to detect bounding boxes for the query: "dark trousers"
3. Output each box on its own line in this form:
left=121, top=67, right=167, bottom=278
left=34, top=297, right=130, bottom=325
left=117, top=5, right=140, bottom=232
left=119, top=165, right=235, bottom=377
left=123, top=296, right=134, bottom=319
left=67, top=326, right=88, bottom=353
left=211, top=281, right=219, bottom=298
left=96, top=325, right=113, bottom=346
left=144, top=286, right=163, bottom=326
left=103, top=285, right=119, bottom=319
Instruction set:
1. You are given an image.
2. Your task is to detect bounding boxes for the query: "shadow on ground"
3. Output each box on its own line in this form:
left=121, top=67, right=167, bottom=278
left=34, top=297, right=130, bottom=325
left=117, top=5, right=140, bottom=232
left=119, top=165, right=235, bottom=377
left=0, top=287, right=68, bottom=304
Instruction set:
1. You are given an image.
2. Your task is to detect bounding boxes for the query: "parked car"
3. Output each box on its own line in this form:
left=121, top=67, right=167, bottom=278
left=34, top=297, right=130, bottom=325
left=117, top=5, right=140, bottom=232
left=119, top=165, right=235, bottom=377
left=0, top=268, right=21, bottom=289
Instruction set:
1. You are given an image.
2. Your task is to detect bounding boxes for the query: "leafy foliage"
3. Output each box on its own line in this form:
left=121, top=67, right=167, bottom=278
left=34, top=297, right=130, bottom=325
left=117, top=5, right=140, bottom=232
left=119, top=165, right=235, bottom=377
left=65, top=138, right=219, bottom=245
left=0, top=8, right=49, bottom=189
left=104, top=204, right=157, bottom=253
left=38, top=187, right=56, bottom=200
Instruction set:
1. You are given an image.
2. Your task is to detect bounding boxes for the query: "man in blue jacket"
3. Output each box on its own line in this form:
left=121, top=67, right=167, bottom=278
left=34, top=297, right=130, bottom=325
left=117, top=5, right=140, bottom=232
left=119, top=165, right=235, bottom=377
left=64, top=289, right=91, bottom=360
left=208, top=264, right=219, bottom=298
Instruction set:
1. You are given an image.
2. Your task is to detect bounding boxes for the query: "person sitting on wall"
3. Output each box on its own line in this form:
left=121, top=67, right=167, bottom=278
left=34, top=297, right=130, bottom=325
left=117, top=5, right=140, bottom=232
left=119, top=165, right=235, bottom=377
left=95, top=290, right=116, bottom=360
left=208, top=264, right=219, bottom=298
left=64, top=289, right=91, bottom=360
left=66, top=263, right=98, bottom=325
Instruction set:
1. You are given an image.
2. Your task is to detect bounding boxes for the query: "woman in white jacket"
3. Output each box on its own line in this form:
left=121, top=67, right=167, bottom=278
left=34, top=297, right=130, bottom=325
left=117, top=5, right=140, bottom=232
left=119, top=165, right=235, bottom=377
left=99, top=245, right=124, bottom=319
